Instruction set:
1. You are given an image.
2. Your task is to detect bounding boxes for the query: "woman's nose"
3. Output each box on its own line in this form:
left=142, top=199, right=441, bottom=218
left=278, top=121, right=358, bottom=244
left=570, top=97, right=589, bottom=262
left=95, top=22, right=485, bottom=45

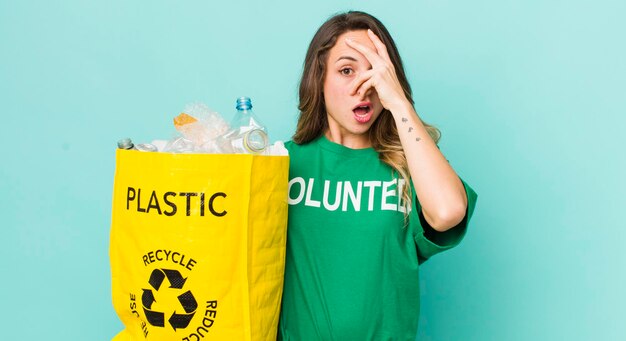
left=355, top=87, right=374, bottom=100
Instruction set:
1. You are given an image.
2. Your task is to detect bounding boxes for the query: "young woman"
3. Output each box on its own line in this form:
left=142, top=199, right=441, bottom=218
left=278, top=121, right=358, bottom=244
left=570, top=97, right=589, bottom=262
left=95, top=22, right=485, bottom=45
left=279, top=11, right=478, bottom=340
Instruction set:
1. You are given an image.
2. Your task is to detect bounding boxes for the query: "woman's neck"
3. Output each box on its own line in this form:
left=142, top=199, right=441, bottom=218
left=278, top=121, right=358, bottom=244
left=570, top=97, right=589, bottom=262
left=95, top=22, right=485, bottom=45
left=324, top=128, right=371, bottom=149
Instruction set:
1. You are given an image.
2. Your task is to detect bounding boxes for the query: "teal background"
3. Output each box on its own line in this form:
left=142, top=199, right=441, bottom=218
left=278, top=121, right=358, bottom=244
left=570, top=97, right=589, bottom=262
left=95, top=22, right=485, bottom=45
left=1, top=0, right=624, bottom=340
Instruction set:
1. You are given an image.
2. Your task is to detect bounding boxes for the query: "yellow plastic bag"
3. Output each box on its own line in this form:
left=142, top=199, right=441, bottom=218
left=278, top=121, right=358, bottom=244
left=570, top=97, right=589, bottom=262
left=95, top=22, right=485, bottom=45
left=110, top=149, right=289, bottom=341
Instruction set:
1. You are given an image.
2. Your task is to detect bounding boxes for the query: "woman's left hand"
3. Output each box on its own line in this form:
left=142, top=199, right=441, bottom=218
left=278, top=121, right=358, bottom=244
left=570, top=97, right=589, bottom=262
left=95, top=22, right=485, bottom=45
left=345, top=29, right=410, bottom=112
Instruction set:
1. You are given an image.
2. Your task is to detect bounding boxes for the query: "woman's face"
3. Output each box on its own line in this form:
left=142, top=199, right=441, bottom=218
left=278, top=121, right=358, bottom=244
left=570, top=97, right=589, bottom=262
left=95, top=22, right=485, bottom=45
left=323, top=29, right=384, bottom=147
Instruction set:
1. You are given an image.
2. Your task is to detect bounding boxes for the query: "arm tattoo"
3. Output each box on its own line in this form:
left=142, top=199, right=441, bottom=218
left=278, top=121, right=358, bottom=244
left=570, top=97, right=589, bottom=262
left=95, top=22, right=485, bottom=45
left=402, top=117, right=408, bottom=123
left=415, top=137, right=422, bottom=142
left=408, top=127, right=413, bottom=132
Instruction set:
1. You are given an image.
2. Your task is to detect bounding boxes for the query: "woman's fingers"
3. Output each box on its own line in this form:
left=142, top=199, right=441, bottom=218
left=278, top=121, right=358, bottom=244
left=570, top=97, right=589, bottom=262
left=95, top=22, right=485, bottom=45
left=344, top=31, right=404, bottom=105
left=345, top=38, right=385, bottom=68
left=366, top=29, right=393, bottom=66
left=356, top=78, right=375, bottom=100
left=349, top=69, right=376, bottom=95
left=344, top=31, right=393, bottom=68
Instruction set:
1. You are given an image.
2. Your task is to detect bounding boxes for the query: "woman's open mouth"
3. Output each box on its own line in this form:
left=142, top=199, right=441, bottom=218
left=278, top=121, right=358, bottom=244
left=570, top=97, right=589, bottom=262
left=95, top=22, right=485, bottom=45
left=353, top=102, right=373, bottom=123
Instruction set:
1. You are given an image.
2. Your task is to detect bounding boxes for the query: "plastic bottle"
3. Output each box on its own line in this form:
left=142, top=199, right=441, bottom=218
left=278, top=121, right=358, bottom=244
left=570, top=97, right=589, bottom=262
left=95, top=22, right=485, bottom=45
left=117, top=138, right=136, bottom=150
left=220, top=97, right=268, bottom=154
left=117, top=138, right=157, bottom=152
left=136, top=143, right=158, bottom=152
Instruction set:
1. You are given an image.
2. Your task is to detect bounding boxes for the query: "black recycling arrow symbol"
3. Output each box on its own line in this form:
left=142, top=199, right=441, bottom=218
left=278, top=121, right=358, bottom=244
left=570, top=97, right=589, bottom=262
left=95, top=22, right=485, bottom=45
left=162, top=269, right=187, bottom=289
left=148, top=268, right=186, bottom=290
left=145, top=309, right=165, bottom=327
left=169, top=311, right=195, bottom=331
left=149, top=269, right=166, bottom=291
left=142, top=289, right=156, bottom=309
left=168, top=290, right=197, bottom=330
left=178, top=290, right=198, bottom=313
left=142, top=289, right=164, bottom=327
left=141, top=268, right=194, bottom=330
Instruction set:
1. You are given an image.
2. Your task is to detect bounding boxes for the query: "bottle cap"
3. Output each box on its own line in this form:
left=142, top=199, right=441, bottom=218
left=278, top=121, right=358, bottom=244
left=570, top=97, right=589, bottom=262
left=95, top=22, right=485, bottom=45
left=236, top=97, right=252, bottom=111
left=117, top=138, right=134, bottom=149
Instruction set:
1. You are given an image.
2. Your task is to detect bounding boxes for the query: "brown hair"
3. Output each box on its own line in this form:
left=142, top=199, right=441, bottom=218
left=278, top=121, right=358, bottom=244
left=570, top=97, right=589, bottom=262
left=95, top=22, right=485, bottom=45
left=293, top=11, right=441, bottom=214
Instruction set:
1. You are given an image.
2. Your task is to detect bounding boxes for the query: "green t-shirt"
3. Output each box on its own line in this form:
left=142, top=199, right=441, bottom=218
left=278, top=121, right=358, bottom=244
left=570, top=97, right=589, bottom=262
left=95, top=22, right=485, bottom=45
left=278, top=136, right=477, bottom=341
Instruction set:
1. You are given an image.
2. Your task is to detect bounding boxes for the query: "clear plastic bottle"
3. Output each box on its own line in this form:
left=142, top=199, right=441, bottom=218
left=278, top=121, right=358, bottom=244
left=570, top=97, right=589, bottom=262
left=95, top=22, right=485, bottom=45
left=117, top=138, right=136, bottom=150
left=219, top=97, right=268, bottom=154
left=117, top=138, right=157, bottom=152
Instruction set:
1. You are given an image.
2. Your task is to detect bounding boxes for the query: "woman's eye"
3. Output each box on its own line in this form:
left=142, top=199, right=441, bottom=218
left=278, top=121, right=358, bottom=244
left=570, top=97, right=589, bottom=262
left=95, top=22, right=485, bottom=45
left=340, top=68, right=353, bottom=76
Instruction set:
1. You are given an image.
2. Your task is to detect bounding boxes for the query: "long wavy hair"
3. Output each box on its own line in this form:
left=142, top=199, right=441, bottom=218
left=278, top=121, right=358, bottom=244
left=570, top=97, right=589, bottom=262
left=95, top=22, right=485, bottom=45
left=293, top=11, right=441, bottom=214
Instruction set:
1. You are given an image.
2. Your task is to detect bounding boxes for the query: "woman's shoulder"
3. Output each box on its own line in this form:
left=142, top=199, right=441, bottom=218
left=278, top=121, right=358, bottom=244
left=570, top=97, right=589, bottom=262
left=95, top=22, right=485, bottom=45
left=284, top=140, right=296, bottom=151
left=284, top=139, right=327, bottom=166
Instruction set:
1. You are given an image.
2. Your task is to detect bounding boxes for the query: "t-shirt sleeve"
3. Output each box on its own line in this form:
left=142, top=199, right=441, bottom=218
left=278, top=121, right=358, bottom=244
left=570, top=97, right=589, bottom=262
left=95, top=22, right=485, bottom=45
left=284, top=140, right=294, bottom=154
left=414, top=177, right=478, bottom=264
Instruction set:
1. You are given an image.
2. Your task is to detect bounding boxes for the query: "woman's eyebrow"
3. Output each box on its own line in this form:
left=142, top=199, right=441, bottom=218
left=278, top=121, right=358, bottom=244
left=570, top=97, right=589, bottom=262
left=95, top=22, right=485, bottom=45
left=335, top=56, right=358, bottom=63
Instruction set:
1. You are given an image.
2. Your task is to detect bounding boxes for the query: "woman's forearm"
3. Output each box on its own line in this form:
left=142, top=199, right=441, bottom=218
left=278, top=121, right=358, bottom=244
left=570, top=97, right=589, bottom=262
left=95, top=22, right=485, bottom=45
left=390, top=101, right=468, bottom=231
